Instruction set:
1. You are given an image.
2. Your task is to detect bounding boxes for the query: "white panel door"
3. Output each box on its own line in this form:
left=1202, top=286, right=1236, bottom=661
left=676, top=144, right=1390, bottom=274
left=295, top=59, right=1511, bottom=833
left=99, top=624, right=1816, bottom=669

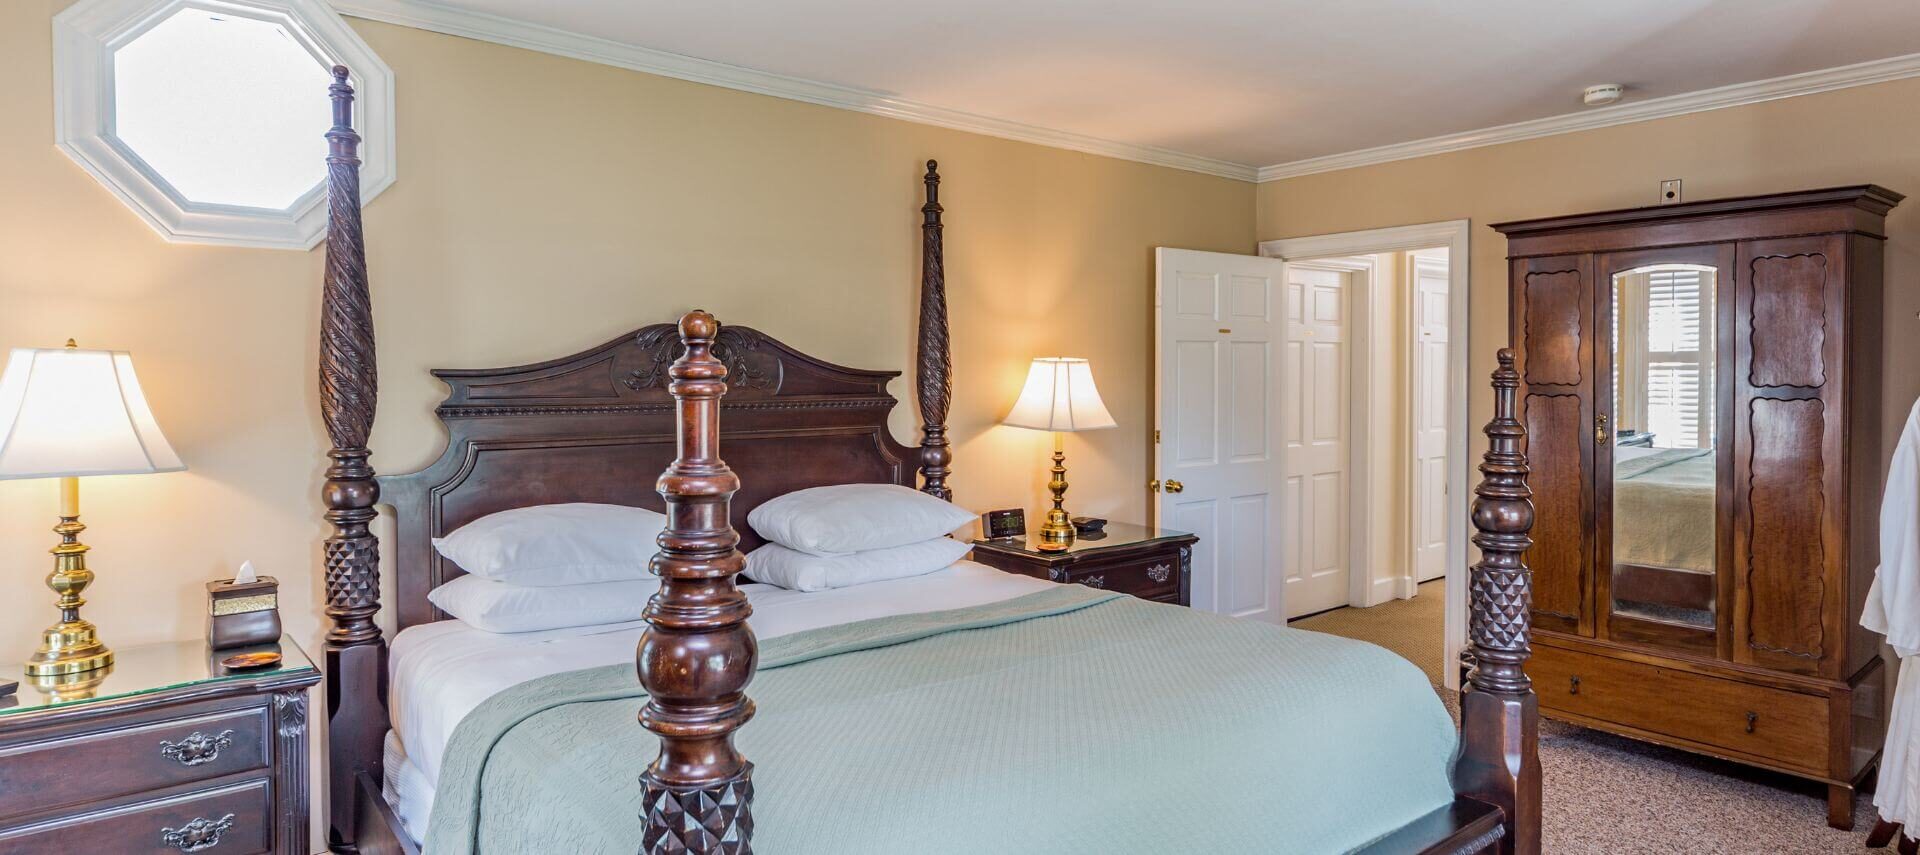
left=1282, top=264, right=1352, bottom=618
left=1411, top=255, right=1450, bottom=583
left=1154, top=248, right=1287, bottom=624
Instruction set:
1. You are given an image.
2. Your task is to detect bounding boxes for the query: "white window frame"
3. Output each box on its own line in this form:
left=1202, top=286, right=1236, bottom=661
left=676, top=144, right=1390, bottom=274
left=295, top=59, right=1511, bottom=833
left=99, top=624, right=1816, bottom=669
left=1617, top=265, right=1714, bottom=449
left=53, top=0, right=395, bottom=250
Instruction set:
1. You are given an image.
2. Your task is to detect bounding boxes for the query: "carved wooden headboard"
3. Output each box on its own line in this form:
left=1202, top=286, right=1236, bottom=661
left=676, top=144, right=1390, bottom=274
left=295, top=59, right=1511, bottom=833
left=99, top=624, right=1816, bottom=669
left=378, top=323, right=923, bottom=629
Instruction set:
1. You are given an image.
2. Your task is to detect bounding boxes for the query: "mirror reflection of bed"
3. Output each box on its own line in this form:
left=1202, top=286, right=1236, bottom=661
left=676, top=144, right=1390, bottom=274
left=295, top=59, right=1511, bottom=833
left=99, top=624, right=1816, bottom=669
left=1609, top=263, right=1718, bottom=635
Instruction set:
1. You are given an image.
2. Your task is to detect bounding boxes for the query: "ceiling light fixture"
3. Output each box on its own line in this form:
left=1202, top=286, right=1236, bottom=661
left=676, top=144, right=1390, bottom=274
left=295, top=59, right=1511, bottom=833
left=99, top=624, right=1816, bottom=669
left=1582, top=84, right=1625, bottom=107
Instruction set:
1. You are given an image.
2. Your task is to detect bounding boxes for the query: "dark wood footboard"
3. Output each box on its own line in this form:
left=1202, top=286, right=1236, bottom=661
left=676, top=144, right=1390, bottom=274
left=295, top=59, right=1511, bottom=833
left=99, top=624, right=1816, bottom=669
left=1451, top=349, right=1543, bottom=855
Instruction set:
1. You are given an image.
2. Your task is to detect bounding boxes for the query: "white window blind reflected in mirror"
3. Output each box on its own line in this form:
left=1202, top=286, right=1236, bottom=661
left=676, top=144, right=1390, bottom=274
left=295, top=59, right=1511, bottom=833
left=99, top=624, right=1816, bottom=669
left=1613, top=266, right=1714, bottom=450
left=113, top=8, right=331, bottom=211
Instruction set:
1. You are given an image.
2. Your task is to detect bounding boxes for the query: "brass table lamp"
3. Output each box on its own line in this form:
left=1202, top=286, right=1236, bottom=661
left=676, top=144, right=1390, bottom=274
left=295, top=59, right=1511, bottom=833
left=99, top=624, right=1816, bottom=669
left=0, top=342, right=184, bottom=677
left=1003, top=357, right=1116, bottom=551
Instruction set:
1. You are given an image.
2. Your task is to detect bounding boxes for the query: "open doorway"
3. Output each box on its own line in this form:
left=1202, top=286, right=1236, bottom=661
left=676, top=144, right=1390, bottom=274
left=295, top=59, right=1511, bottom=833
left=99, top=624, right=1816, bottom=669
left=1260, top=222, right=1472, bottom=690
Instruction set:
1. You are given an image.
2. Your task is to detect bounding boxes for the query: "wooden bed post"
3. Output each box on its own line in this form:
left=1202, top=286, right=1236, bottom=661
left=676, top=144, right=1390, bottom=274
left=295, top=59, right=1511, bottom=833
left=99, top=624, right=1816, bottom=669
left=639, top=310, right=758, bottom=854
left=319, top=66, right=387, bottom=852
left=916, top=160, right=953, bottom=500
left=1455, top=348, right=1543, bottom=855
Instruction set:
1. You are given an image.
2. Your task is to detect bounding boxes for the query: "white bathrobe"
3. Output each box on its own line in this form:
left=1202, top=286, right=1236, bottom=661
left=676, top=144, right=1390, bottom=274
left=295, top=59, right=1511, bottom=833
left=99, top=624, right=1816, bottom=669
left=1865, top=397, right=1920, bottom=829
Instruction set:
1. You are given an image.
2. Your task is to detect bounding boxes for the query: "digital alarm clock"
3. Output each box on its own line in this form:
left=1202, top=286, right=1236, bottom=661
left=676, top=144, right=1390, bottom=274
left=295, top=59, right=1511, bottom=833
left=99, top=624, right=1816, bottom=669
left=982, top=508, right=1026, bottom=540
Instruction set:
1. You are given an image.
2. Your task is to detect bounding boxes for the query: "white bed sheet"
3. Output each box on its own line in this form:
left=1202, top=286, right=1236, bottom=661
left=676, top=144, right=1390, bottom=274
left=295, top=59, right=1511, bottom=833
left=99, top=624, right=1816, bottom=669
left=384, top=560, right=1052, bottom=838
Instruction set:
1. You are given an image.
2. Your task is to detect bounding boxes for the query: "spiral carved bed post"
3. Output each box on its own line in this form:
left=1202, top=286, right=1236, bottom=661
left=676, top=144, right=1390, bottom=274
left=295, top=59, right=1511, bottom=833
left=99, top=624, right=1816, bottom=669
left=320, top=66, right=386, bottom=851
left=639, top=310, right=758, bottom=854
left=1454, top=349, right=1543, bottom=855
left=916, top=160, right=953, bottom=500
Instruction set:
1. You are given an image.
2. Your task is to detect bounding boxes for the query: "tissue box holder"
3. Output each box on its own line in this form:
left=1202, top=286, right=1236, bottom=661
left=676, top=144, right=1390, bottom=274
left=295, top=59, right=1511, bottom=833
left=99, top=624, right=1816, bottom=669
left=206, top=576, right=282, bottom=650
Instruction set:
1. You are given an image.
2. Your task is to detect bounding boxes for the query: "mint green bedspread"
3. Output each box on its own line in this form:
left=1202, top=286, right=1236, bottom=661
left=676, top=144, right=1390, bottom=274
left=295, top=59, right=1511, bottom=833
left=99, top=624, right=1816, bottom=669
left=424, top=586, right=1457, bottom=855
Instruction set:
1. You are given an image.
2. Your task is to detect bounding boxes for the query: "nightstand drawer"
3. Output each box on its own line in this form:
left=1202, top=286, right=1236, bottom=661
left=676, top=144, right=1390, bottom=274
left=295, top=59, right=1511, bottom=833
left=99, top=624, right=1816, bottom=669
left=0, top=707, right=269, bottom=821
left=1065, top=555, right=1180, bottom=600
left=0, top=778, right=270, bottom=855
left=970, top=523, right=1195, bottom=607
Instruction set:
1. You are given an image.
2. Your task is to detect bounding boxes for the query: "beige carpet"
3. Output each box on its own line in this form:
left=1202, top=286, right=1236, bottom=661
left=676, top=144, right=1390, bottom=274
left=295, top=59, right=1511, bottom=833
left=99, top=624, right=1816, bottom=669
left=1292, top=579, right=1450, bottom=685
left=1291, top=581, right=1880, bottom=853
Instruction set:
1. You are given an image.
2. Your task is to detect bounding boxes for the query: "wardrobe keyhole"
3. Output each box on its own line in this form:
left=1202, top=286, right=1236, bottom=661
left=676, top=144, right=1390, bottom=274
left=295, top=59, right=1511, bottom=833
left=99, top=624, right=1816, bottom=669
left=1746, top=711, right=1758, bottom=734
left=1569, top=675, right=1580, bottom=695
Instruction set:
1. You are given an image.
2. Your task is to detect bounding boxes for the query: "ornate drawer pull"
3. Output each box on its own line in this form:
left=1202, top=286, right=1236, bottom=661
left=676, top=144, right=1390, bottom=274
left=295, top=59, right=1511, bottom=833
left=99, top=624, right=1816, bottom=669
left=159, top=729, right=235, bottom=767
left=1568, top=675, right=1580, bottom=695
left=1746, top=711, right=1758, bottom=734
left=161, top=813, right=235, bottom=852
left=1080, top=575, right=1107, bottom=589
left=1147, top=563, right=1172, bottom=584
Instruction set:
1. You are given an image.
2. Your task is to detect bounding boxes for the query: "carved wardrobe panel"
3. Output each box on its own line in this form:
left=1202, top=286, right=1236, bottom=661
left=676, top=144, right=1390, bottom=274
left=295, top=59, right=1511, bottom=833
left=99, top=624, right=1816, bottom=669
left=1734, top=234, right=1851, bottom=677
left=1510, top=254, right=1595, bottom=636
left=1494, top=186, right=1901, bottom=831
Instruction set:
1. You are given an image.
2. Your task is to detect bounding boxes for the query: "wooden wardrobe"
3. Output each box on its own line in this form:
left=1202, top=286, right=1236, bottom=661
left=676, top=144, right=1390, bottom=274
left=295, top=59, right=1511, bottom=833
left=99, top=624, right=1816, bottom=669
left=1493, top=185, right=1903, bottom=829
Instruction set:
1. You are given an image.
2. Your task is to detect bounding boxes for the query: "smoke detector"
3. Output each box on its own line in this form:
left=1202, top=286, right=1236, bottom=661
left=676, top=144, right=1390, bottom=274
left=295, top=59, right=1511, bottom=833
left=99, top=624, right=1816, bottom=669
left=1583, top=84, right=1625, bottom=107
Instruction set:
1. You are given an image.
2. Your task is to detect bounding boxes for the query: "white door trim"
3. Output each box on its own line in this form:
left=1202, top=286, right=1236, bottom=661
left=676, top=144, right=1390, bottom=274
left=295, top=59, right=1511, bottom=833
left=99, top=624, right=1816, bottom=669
left=1409, top=254, right=1452, bottom=591
left=1259, top=220, right=1473, bottom=690
left=1282, top=255, right=1375, bottom=615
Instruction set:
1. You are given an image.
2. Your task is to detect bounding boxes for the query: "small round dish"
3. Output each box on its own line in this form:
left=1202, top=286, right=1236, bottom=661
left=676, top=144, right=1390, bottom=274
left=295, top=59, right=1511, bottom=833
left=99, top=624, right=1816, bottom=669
left=221, top=651, right=282, bottom=671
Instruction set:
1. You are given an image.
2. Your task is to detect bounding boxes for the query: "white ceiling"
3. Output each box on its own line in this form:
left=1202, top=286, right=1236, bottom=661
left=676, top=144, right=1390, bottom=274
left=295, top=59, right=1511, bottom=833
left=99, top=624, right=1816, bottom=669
left=369, top=0, right=1920, bottom=170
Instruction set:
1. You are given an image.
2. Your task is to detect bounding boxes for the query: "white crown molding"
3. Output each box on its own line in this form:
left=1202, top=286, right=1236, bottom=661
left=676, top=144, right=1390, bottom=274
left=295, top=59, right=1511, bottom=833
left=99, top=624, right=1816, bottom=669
left=1255, top=51, right=1920, bottom=183
left=329, top=0, right=1920, bottom=189
left=55, top=0, right=396, bottom=250
left=331, top=0, right=1261, bottom=182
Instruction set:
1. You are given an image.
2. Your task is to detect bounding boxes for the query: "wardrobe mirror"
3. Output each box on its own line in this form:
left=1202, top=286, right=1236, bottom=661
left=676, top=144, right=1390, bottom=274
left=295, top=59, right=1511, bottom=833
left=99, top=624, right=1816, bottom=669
left=1608, top=263, right=1717, bottom=630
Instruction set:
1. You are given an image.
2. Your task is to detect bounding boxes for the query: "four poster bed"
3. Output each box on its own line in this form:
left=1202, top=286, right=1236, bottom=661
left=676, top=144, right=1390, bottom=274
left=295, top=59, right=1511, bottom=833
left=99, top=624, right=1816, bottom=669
left=316, top=68, right=1542, bottom=854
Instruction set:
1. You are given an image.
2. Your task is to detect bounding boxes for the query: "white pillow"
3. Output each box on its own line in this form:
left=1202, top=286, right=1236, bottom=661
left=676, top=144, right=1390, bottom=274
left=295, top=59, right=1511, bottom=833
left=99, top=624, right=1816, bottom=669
left=747, top=484, right=973, bottom=556
left=431, top=503, right=665, bottom=586
left=427, top=574, right=658, bottom=633
left=746, top=537, right=971, bottom=592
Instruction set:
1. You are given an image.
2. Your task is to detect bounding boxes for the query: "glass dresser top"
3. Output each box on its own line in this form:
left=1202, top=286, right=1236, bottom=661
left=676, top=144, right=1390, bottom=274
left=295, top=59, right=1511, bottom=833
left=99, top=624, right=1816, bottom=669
left=0, top=635, right=314, bottom=717
left=969, top=520, right=1192, bottom=557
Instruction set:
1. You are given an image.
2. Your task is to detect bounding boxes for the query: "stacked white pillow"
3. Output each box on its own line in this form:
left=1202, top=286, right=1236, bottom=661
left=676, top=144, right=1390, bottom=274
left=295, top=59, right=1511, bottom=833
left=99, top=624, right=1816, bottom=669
left=427, top=503, right=666, bottom=633
left=745, top=484, right=974, bottom=592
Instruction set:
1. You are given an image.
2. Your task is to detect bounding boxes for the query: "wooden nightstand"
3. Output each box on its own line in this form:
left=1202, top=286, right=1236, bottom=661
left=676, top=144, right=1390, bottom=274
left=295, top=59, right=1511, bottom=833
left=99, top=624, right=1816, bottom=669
left=970, top=521, right=1197, bottom=606
left=0, top=636, right=320, bottom=854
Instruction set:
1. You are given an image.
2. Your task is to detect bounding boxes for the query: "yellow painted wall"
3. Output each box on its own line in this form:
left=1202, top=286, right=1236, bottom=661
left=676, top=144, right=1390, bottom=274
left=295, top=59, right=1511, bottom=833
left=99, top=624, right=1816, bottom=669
left=1257, top=76, right=1920, bottom=473
left=1, top=5, right=1252, bottom=843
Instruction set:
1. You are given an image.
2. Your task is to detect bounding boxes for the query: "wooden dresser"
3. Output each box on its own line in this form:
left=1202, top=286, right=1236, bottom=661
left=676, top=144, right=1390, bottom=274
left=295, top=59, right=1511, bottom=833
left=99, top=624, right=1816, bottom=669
left=970, top=521, right=1196, bottom=606
left=1492, top=185, right=1902, bottom=829
left=0, top=637, right=320, bottom=853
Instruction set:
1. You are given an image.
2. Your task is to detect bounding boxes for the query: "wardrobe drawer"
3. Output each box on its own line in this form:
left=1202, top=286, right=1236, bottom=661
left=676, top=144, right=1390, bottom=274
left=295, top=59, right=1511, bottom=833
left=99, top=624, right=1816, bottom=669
left=1064, top=554, right=1180, bottom=600
left=1530, top=644, right=1828, bottom=772
left=0, top=778, right=270, bottom=855
left=0, top=706, right=269, bottom=821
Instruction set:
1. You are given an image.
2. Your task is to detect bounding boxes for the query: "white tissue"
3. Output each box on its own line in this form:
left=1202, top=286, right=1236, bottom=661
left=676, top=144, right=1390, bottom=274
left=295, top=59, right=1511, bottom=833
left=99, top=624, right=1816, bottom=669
left=234, top=560, right=258, bottom=584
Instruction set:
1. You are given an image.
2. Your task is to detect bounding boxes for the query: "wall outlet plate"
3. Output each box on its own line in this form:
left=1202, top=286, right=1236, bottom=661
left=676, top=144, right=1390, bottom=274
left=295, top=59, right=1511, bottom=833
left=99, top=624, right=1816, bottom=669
left=1660, top=179, right=1682, bottom=205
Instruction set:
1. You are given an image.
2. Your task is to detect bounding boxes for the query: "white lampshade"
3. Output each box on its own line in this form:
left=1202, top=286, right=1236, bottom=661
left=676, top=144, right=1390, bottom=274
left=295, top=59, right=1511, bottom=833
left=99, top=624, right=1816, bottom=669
left=0, top=346, right=185, bottom=479
left=1003, top=357, right=1117, bottom=432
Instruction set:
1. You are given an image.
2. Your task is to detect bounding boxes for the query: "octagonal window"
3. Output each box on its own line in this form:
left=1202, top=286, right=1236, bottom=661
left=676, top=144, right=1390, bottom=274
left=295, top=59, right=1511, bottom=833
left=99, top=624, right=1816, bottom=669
left=114, top=8, right=331, bottom=211
left=54, top=0, right=395, bottom=249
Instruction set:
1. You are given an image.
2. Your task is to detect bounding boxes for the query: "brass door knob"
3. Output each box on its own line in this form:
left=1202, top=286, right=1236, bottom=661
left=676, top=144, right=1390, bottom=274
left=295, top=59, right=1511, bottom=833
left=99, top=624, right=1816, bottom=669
left=1148, top=479, right=1161, bottom=492
left=1164, top=480, right=1184, bottom=493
